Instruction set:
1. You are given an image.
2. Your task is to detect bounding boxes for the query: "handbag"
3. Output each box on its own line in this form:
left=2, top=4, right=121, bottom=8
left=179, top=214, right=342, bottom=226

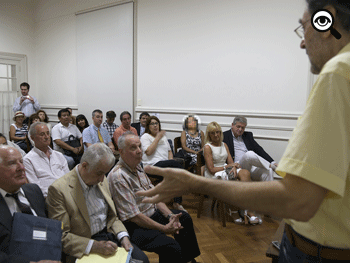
left=64, top=134, right=81, bottom=157
left=9, top=212, right=62, bottom=262
left=174, top=149, right=192, bottom=168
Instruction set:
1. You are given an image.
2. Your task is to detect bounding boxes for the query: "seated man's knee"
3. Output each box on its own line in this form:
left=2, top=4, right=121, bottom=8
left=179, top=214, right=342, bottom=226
left=244, top=150, right=257, bottom=159
left=237, top=169, right=251, bottom=181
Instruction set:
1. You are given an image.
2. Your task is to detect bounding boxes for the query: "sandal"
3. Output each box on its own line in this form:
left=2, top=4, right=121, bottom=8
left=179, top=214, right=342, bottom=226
left=245, top=211, right=261, bottom=225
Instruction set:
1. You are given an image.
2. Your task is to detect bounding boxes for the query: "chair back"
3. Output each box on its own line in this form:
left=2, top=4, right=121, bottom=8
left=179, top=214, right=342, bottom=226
left=174, top=136, right=182, bottom=153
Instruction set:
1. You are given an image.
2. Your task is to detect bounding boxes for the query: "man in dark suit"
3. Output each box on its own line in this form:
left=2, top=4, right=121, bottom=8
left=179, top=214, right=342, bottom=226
left=131, top=112, right=150, bottom=137
left=223, top=116, right=278, bottom=181
left=0, top=145, right=58, bottom=263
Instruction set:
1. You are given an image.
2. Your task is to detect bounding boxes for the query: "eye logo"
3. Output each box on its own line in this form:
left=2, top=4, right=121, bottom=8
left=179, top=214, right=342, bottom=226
left=311, top=9, right=341, bottom=39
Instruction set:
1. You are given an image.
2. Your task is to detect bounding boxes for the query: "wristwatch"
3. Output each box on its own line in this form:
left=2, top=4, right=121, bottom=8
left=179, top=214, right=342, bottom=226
left=166, top=213, right=174, bottom=220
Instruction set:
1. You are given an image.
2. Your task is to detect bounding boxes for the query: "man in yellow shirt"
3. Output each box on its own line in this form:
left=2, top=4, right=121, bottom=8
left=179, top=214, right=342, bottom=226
left=138, top=0, right=350, bottom=261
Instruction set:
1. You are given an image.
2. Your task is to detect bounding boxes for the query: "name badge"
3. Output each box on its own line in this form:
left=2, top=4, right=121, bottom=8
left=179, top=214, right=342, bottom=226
left=33, top=228, right=47, bottom=241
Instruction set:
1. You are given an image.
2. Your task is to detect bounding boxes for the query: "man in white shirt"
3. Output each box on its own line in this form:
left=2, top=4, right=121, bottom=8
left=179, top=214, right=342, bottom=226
left=23, top=122, right=69, bottom=197
left=52, top=108, right=83, bottom=169
left=12, top=82, right=41, bottom=123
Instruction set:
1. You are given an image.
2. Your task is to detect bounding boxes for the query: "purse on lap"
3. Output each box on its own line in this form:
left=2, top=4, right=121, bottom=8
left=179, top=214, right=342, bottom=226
left=64, top=134, right=81, bottom=156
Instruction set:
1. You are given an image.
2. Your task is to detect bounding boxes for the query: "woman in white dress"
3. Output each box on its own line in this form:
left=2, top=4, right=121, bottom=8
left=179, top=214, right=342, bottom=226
left=203, top=121, right=261, bottom=225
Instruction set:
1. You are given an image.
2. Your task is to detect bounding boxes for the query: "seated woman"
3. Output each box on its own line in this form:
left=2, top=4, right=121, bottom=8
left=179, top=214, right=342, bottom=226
left=203, top=121, right=261, bottom=225
left=10, top=111, right=29, bottom=152
left=141, top=116, right=187, bottom=212
left=76, top=114, right=89, bottom=133
left=37, top=109, right=52, bottom=132
left=181, top=114, right=204, bottom=166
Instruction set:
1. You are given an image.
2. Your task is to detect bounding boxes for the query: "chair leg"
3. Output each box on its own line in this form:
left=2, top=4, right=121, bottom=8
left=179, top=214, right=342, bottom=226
left=197, top=194, right=205, bottom=218
left=218, top=201, right=226, bottom=227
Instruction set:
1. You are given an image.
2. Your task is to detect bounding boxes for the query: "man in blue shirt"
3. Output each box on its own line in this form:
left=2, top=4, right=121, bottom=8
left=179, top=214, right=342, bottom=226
left=82, top=109, right=116, bottom=154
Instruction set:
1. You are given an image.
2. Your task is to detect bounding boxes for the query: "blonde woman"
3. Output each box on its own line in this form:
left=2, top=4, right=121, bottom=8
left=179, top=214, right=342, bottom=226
left=203, top=121, right=261, bottom=225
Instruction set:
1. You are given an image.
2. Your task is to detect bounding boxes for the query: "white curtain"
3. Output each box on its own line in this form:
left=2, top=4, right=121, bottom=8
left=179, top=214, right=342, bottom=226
left=0, top=91, right=17, bottom=138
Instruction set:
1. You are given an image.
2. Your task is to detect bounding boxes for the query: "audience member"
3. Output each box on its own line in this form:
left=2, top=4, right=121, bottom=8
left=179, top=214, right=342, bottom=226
left=52, top=109, right=84, bottom=170
left=113, top=111, right=137, bottom=148
left=140, top=116, right=186, bottom=211
left=10, top=111, right=29, bottom=152
left=52, top=109, right=83, bottom=170
left=46, top=143, right=149, bottom=263
left=181, top=115, right=204, bottom=166
left=223, top=116, right=277, bottom=181
left=70, top=115, right=76, bottom=125
left=24, top=122, right=69, bottom=197
left=108, top=132, right=200, bottom=263
left=0, top=145, right=53, bottom=263
left=204, top=121, right=260, bottom=224
left=102, top=110, right=119, bottom=139
left=82, top=109, right=116, bottom=154
left=12, top=82, right=41, bottom=124
left=27, top=113, right=40, bottom=146
left=0, top=133, right=26, bottom=157
left=76, top=114, right=89, bottom=133
left=37, top=109, right=52, bottom=132
left=131, top=112, right=150, bottom=137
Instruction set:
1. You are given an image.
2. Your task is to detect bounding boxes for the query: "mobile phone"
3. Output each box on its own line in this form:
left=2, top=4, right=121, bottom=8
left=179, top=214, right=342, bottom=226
left=272, top=241, right=280, bottom=250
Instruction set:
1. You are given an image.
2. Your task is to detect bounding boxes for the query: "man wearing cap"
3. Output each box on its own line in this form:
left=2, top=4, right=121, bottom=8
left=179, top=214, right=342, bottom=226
left=13, top=82, right=40, bottom=123
left=102, top=110, right=119, bottom=139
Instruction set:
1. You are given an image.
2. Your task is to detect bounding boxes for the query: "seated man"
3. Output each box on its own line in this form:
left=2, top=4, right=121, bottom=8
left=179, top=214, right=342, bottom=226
left=46, top=143, right=148, bottom=263
left=108, top=132, right=200, bottom=263
left=24, top=122, right=69, bottom=198
left=102, top=110, right=119, bottom=139
left=0, top=133, right=26, bottom=157
left=131, top=112, right=150, bottom=137
left=52, top=108, right=83, bottom=170
left=223, top=116, right=278, bottom=181
left=82, top=109, right=116, bottom=154
left=113, top=111, right=138, bottom=148
left=0, top=145, right=57, bottom=263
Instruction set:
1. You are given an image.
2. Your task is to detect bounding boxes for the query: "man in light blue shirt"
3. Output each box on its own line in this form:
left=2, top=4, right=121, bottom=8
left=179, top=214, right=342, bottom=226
left=12, top=82, right=40, bottom=122
left=82, top=109, right=116, bottom=154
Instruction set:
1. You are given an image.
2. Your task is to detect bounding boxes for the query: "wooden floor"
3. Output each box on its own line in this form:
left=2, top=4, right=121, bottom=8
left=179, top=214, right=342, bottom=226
left=145, top=194, right=280, bottom=263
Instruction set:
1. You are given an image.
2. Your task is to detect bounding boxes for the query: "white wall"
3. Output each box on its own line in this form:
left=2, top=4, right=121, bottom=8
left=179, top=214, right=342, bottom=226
left=135, top=0, right=310, bottom=162
left=0, top=0, right=312, bottom=162
left=0, top=0, right=36, bottom=96
left=34, top=0, right=130, bottom=120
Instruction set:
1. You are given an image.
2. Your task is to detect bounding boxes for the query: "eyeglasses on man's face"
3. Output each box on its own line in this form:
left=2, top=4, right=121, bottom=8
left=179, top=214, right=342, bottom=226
left=294, top=19, right=310, bottom=40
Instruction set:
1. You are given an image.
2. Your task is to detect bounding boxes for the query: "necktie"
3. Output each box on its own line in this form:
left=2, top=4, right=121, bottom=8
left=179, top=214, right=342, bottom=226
left=98, top=129, right=104, bottom=143
left=6, top=192, right=33, bottom=215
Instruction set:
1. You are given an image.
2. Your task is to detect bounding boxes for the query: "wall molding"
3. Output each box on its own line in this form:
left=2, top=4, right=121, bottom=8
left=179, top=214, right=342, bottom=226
left=41, top=104, right=78, bottom=110
left=135, top=107, right=302, bottom=120
left=75, top=0, right=133, bottom=15
left=165, top=127, right=290, bottom=141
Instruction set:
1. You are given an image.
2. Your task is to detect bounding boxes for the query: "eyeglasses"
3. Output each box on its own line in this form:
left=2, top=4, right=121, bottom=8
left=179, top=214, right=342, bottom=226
left=294, top=19, right=310, bottom=40
left=150, top=122, right=159, bottom=126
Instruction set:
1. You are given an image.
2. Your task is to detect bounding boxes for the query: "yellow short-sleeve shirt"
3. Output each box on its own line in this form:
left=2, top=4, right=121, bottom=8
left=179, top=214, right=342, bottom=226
left=276, top=43, right=350, bottom=249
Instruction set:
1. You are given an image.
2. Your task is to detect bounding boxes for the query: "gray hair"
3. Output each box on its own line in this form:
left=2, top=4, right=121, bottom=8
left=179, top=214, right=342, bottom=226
left=0, top=145, right=18, bottom=165
left=118, top=131, right=136, bottom=150
left=233, top=116, right=247, bottom=125
left=29, top=122, right=48, bottom=137
left=80, top=143, right=115, bottom=170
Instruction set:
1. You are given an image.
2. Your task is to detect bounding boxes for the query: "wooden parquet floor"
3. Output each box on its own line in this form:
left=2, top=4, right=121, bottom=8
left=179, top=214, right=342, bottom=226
left=145, top=194, right=280, bottom=263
